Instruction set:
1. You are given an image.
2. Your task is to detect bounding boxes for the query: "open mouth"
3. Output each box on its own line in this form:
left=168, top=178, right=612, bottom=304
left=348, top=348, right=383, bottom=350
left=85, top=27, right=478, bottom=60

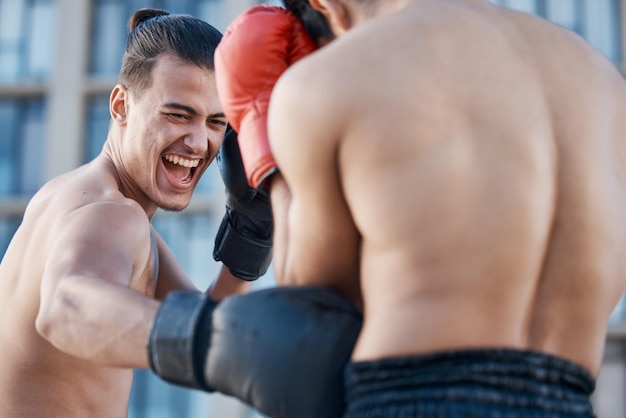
left=163, top=154, right=201, bottom=184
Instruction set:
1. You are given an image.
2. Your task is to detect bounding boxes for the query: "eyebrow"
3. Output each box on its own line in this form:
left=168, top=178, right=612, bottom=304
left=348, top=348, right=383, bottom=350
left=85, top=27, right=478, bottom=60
left=163, top=102, right=226, bottom=119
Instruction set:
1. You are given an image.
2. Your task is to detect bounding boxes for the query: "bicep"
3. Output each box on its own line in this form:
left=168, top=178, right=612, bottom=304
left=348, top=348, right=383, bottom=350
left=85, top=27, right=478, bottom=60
left=36, top=203, right=160, bottom=365
left=40, top=203, right=149, bottom=305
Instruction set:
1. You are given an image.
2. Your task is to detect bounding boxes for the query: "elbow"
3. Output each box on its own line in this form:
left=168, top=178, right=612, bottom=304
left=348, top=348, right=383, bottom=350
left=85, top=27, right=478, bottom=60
left=35, top=308, right=65, bottom=350
left=35, top=280, right=80, bottom=348
left=34, top=310, right=52, bottom=340
left=35, top=302, right=63, bottom=345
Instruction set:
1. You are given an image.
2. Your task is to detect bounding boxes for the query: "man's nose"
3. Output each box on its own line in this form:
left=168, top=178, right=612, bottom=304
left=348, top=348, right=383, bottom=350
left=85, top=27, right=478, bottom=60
left=183, top=124, right=209, bottom=154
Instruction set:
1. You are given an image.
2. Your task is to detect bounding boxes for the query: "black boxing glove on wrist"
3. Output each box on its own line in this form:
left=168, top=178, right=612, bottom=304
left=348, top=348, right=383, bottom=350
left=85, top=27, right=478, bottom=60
left=213, top=128, right=273, bottom=281
left=149, top=286, right=363, bottom=418
left=148, top=291, right=216, bottom=391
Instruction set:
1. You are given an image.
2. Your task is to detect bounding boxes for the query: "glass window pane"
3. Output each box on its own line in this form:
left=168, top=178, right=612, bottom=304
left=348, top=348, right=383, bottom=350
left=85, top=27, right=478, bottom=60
left=546, top=0, right=582, bottom=33
left=0, top=216, right=21, bottom=259
left=0, top=99, right=44, bottom=197
left=0, top=0, right=54, bottom=81
left=27, top=0, right=55, bottom=80
left=89, top=0, right=126, bottom=76
left=195, top=157, right=220, bottom=195
left=84, top=96, right=111, bottom=162
left=90, top=0, right=228, bottom=76
left=162, top=0, right=193, bottom=13
left=128, top=369, right=196, bottom=418
left=502, top=0, right=538, bottom=14
left=196, top=0, right=223, bottom=29
left=19, top=100, right=45, bottom=194
left=583, top=0, right=620, bottom=63
left=152, top=213, right=217, bottom=289
left=0, top=0, right=26, bottom=81
left=0, top=101, right=19, bottom=196
left=0, top=0, right=25, bottom=41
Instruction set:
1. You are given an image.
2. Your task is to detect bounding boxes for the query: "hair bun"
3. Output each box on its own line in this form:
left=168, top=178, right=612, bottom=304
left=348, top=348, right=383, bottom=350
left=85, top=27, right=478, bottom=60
left=128, top=8, right=169, bottom=31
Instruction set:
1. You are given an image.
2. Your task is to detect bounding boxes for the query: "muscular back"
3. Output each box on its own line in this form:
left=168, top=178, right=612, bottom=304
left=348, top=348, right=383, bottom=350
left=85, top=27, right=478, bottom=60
left=270, top=1, right=626, bottom=375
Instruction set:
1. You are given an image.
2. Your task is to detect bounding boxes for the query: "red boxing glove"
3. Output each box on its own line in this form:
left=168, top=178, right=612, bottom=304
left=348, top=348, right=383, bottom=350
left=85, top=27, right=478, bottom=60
left=215, top=5, right=317, bottom=189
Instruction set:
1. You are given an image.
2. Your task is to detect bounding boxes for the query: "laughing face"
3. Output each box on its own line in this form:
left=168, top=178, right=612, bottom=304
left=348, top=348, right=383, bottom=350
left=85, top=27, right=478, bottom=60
left=110, top=54, right=228, bottom=213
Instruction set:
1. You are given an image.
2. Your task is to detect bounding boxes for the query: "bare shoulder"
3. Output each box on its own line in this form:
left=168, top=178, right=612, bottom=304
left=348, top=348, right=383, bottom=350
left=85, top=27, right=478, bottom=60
left=34, top=165, right=152, bottom=259
left=54, top=198, right=150, bottom=245
left=273, top=46, right=346, bottom=110
left=38, top=196, right=153, bottom=291
left=270, top=39, right=363, bottom=148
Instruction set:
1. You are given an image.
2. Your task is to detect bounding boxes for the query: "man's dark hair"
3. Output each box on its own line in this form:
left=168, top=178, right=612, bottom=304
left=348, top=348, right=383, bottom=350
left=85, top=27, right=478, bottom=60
left=282, top=0, right=333, bottom=42
left=120, top=8, right=223, bottom=96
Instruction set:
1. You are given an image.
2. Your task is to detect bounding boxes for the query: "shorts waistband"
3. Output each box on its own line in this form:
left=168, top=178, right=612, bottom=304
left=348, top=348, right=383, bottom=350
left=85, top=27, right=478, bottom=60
left=344, top=349, right=595, bottom=416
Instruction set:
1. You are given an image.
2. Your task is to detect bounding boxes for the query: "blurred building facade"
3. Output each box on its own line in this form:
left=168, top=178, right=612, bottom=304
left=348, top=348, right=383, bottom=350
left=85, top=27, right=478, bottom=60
left=0, top=0, right=624, bottom=417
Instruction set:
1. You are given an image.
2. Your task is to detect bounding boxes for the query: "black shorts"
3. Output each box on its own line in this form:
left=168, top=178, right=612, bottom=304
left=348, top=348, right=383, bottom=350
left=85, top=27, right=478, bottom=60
left=343, top=349, right=596, bottom=417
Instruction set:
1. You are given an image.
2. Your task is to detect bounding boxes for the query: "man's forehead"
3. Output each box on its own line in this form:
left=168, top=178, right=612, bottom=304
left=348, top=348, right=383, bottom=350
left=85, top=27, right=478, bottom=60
left=146, top=58, right=219, bottom=111
left=152, top=60, right=211, bottom=80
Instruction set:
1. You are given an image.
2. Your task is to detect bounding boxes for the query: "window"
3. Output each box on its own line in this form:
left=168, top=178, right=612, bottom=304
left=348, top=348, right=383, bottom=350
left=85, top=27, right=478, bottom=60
left=0, top=99, right=45, bottom=197
left=84, top=96, right=110, bottom=162
left=129, top=369, right=200, bottom=418
left=0, top=216, right=20, bottom=257
left=491, top=0, right=621, bottom=63
left=152, top=212, right=219, bottom=288
left=89, top=0, right=224, bottom=77
left=0, top=0, right=55, bottom=82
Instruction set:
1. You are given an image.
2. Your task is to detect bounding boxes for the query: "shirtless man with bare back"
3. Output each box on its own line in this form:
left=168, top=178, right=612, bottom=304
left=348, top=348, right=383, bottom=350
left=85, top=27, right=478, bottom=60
left=145, top=1, right=626, bottom=417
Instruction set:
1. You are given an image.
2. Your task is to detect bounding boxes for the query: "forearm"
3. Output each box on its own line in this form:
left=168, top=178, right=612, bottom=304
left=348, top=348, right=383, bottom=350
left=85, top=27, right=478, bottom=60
left=207, top=265, right=252, bottom=301
left=36, top=275, right=159, bottom=368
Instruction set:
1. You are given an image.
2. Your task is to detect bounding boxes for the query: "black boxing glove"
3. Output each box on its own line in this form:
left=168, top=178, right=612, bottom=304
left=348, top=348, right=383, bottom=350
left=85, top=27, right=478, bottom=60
left=213, top=128, right=273, bottom=281
left=147, top=292, right=216, bottom=392
left=148, top=286, right=362, bottom=418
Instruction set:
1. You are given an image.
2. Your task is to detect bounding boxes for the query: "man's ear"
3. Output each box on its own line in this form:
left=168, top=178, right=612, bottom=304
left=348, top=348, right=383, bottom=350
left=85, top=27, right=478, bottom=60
left=309, top=0, right=351, bottom=34
left=110, top=84, right=128, bottom=125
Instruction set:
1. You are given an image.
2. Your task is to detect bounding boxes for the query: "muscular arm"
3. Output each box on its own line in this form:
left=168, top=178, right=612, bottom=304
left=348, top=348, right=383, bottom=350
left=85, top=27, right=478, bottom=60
left=268, top=62, right=362, bottom=306
left=36, top=201, right=159, bottom=368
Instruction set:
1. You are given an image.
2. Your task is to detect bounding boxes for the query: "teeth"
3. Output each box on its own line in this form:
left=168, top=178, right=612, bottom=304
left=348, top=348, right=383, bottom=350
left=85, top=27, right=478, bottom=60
left=164, top=155, right=200, bottom=168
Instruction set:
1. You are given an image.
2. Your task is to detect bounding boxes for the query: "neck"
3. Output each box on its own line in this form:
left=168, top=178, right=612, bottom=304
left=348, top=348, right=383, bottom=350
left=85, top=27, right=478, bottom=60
left=99, top=142, right=158, bottom=220
left=349, top=0, right=412, bottom=27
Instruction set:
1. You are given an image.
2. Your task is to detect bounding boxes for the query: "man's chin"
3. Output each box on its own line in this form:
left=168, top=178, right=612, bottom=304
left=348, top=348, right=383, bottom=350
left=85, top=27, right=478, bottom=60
left=158, top=203, right=188, bottom=212
left=157, top=197, right=191, bottom=213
